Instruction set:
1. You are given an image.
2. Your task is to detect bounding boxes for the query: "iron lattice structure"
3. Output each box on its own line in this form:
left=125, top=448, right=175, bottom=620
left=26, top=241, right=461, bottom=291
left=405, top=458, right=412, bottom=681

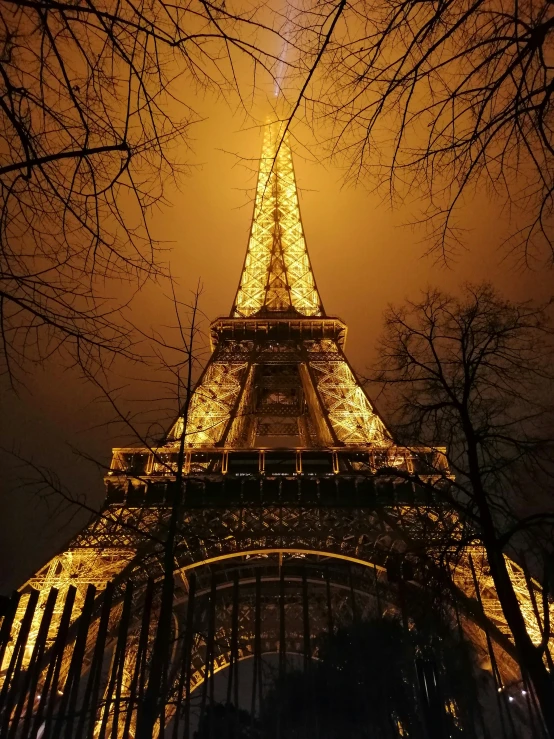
left=1, top=122, right=552, bottom=738
left=232, top=124, right=323, bottom=317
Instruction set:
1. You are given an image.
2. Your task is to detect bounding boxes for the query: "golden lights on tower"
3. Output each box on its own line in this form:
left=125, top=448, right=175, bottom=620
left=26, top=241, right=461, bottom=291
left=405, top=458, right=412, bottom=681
left=233, top=123, right=323, bottom=317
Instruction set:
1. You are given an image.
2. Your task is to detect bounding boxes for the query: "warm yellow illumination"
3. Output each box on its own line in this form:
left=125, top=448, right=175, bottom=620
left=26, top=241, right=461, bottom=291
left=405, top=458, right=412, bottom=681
left=306, top=340, right=390, bottom=445
left=452, top=551, right=552, bottom=649
left=233, top=122, right=323, bottom=317
left=4, top=549, right=131, bottom=674
left=170, top=358, right=250, bottom=445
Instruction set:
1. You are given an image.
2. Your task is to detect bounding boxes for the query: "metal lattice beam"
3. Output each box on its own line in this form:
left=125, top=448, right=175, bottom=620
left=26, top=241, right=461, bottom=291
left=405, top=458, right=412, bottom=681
left=170, top=353, right=250, bottom=446
left=233, top=123, right=323, bottom=317
left=305, top=340, right=391, bottom=445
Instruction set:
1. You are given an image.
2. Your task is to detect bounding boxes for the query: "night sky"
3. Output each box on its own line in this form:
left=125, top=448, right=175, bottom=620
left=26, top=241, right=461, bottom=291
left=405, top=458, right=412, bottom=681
left=1, top=96, right=552, bottom=594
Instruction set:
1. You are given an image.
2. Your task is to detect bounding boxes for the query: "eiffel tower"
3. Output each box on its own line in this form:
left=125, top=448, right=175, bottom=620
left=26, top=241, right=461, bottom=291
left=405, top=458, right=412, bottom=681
left=0, top=123, right=548, bottom=737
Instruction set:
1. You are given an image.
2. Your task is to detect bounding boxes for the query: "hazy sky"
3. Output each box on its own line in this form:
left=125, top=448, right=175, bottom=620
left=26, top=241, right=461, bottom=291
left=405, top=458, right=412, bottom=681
left=1, top=94, right=552, bottom=592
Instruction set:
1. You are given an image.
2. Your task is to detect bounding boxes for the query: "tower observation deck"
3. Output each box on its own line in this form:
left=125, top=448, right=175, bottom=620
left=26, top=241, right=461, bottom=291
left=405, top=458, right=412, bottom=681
left=0, top=123, right=550, bottom=739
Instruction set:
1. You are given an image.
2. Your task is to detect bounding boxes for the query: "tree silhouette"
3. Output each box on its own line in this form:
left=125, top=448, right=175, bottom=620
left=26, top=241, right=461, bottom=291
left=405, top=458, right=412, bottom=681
left=297, top=0, right=554, bottom=263
left=194, top=702, right=261, bottom=739
left=260, top=615, right=480, bottom=739
left=0, top=0, right=285, bottom=385
left=371, top=282, right=554, bottom=734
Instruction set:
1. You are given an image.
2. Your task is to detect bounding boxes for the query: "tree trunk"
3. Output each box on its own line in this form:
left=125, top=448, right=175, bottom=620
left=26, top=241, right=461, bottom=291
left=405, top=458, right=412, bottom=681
left=136, top=310, right=196, bottom=737
left=485, top=542, right=554, bottom=737
left=465, top=433, right=554, bottom=736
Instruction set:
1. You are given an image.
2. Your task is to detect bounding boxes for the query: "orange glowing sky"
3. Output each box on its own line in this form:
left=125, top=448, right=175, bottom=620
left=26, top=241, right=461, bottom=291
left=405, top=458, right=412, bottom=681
left=0, top=93, right=552, bottom=590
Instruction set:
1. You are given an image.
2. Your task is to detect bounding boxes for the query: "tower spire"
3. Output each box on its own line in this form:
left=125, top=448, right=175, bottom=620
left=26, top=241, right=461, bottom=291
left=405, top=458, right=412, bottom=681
left=232, top=123, right=324, bottom=317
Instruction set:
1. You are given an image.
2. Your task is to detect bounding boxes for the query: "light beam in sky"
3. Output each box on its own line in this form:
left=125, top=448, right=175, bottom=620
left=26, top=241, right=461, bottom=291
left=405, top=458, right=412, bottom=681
left=274, top=7, right=292, bottom=97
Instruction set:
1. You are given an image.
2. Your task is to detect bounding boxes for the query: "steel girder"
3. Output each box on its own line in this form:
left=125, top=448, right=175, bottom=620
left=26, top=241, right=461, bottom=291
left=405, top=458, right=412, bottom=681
left=6, top=497, right=548, bottom=680
left=232, top=124, right=323, bottom=318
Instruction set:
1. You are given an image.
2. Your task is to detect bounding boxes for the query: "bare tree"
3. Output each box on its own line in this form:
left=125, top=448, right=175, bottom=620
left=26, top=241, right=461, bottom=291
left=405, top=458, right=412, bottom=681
left=293, top=0, right=554, bottom=263
left=1, top=280, right=208, bottom=733
left=3, top=278, right=207, bottom=544
left=371, top=282, right=554, bottom=734
left=0, top=0, right=286, bottom=385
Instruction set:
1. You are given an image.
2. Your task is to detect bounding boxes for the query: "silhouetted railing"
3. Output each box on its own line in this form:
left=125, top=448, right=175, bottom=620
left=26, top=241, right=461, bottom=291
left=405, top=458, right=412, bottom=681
left=0, top=557, right=547, bottom=738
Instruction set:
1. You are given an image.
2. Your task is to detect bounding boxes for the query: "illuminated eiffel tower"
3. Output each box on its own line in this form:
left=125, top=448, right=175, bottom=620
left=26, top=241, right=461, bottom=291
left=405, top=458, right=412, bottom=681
left=0, top=123, right=549, bottom=738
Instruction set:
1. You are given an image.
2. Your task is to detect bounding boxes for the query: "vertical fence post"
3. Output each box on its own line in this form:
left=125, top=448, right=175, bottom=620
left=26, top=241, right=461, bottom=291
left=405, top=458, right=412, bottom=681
left=325, top=566, right=333, bottom=635
left=0, top=591, right=22, bottom=675
left=277, top=562, right=286, bottom=739
left=468, top=556, right=514, bottom=739
left=0, top=588, right=39, bottom=726
left=32, top=585, right=76, bottom=739
left=182, top=572, right=196, bottom=739
left=12, top=587, right=58, bottom=739
left=59, top=584, right=97, bottom=739
left=96, top=582, right=134, bottom=739
left=449, top=570, right=487, bottom=738
left=199, top=574, right=216, bottom=736
left=230, top=570, right=240, bottom=738
left=123, top=580, right=154, bottom=738
left=251, top=570, right=261, bottom=726
left=172, top=573, right=196, bottom=739
left=77, top=581, right=115, bottom=739
left=303, top=569, right=318, bottom=739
